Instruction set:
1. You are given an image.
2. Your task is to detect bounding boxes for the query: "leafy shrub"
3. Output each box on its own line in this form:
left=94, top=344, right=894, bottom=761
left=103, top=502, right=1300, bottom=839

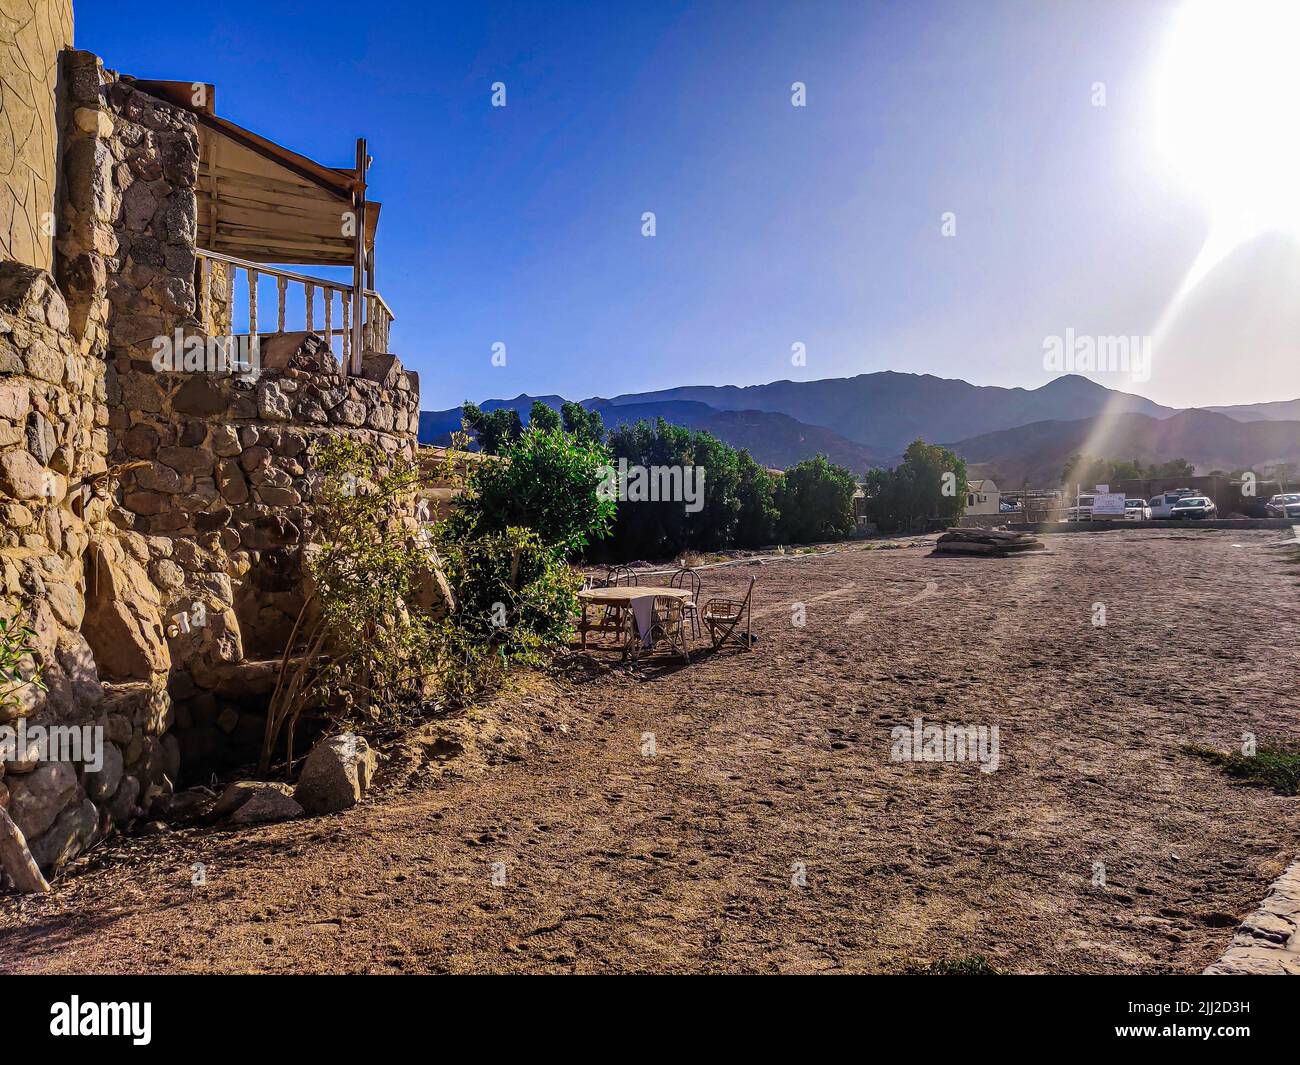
left=774, top=454, right=858, bottom=543
left=863, top=439, right=967, bottom=533
left=561, top=401, right=605, bottom=445
left=261, top=437, right=428, bottom=771
left=599, top=418, right=777, bottom=560
left=450, top=425, right=616, bottom=554
left=528, top=399, right=561, bottom=433
left=461, top=401, right=522, bottom=454
left=431, top=526, right=584, bottom=704
left=0, top=611, right=45, bottom=717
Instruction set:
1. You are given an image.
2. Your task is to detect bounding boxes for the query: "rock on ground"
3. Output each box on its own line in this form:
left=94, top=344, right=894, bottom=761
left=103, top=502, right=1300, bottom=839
left=228, top=787, right=303, bottom=825
left=295, top=733, right=377, bottom=815
left=212, top=780, right=295, bottom=821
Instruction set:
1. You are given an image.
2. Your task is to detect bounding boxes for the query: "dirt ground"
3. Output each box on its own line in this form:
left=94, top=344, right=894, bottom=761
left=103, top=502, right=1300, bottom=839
left=2, top=528, right=1298, bottom=974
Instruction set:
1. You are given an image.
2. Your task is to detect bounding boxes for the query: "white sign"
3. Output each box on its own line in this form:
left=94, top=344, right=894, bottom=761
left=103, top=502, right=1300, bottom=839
left=1092, top=492, right=1126, bottom=516
left=1094, top=484, right=1109, bottom=493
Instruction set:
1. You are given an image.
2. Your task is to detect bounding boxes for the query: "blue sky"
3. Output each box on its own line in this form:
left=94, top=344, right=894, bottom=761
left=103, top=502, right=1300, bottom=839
left=78, top=0, right=1300, bottom=410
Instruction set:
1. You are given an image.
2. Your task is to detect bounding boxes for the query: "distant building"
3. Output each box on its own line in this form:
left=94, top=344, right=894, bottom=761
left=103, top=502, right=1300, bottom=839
left=965, top=478, right=1001, bottom=515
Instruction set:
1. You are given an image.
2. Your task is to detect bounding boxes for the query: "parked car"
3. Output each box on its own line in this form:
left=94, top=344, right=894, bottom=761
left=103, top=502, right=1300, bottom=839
left=999, top=499, right=1021, bottom=512
left=1065, top=495, right=1094, bottom=520
left=1265, top=493, right=1300, bottom=519
left=1124, top=498, right=1151, bottom=520
left=1147, top=489, right=1198, bottom=518
left=1170, top=495, right=1217, bottom=519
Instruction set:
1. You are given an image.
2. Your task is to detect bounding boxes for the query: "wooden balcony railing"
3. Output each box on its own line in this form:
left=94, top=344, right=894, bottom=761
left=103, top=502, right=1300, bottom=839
left=195, top=248, right=395, bottom=373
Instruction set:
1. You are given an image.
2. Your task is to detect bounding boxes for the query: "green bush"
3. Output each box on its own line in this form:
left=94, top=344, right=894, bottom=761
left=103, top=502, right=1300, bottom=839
left=0, top=610, right=44, bottom=718
left=450, top=425, right=616, bottom=554
left=431, top=526, right=584, bottom=704
left=461, top=401, right=522, bottom=454
left=600, top=418, right=777, bottom=560
left=863, top=439, right=967, bottom=533
left=262, top=436, right=429, bottom=771
left=774, top=454, right=858, bottom=543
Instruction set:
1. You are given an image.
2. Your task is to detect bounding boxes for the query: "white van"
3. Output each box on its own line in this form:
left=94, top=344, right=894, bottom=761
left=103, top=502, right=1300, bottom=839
left=1147, top=489, right=1196, bottom=519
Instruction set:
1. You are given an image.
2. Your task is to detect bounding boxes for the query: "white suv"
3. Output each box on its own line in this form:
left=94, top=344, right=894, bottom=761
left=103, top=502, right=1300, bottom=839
left=1147, top=489, right=1196, bottom=519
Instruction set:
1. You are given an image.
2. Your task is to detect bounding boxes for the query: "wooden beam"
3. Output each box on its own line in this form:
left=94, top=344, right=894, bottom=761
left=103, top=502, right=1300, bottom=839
left=350, top=138, right=367, bottom=375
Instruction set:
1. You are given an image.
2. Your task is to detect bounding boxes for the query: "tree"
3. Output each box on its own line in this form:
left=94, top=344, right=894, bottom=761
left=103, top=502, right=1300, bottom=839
left=773, top=455, right=858, bottom=543
left=561, top=401, right=605, bottom=445
left=528, top=400, right=561, bottom=433
left=461, top=401, right=522, bottom=454
left=1061, top=454, right=1197, bottom=487
left=450, top=425, right=616, bottom=554
left=863, top=439, right=967, bottom=532
left=598, top=418, right=776, bottom=560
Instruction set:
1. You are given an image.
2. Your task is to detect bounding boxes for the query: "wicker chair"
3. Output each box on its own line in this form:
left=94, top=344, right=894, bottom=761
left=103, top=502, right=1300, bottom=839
left=669, top=567, right=702, bottom=639
left=596, top=565, right=638, bottom=641
left=702, top=577, right=755, bottom=651
left=608, top=565, right=638, bottom=587
left=641, top=595, right=690, bottom=663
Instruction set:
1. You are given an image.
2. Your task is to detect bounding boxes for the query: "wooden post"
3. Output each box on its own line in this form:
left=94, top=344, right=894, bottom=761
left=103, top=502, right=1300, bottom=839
left=248, top=269, right=258, bottom=337
left=277, top=276, right=287, bottom=332
left=200, top=255, right=212, bottom=333
left=350, top=138, right=368, bottom=376
left=305, top=282, right=315, bottom=333
left=324, top=288, right=333, bottom=356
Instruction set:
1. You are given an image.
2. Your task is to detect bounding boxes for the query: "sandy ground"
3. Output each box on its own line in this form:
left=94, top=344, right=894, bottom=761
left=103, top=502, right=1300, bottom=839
left=2, top=527, right=1298, bottom=974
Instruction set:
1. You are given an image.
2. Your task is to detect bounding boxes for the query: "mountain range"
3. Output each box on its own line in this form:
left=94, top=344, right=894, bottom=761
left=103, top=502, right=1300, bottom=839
left=420, top=373, right=1300, bottom=487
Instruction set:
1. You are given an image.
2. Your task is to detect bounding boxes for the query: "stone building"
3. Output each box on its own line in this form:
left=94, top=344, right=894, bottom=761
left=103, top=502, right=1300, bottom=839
left=0, top=0, right=419, bottom=883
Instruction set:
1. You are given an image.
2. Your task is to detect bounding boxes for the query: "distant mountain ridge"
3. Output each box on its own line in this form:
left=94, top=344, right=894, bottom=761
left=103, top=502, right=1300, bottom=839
left=420, top=373, right=1300, bottom=480
left=419, top=394, right=885, bottom=471
left=602, top=372, right=1177, bottom=451
left=947, top=408, right=1300, bottom=486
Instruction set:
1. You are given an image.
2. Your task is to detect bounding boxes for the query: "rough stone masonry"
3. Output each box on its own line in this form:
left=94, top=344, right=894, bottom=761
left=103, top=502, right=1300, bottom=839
left=0, top=36, right=419, bottom=882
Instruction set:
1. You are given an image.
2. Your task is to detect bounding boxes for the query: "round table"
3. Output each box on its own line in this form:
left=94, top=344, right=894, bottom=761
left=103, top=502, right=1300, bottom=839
left=577, top=586, right=694, bottom=658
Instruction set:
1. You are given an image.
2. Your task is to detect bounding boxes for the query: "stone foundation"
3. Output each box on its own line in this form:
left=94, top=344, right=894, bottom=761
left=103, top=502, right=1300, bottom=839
left=1, top=46, right=419, bottom=883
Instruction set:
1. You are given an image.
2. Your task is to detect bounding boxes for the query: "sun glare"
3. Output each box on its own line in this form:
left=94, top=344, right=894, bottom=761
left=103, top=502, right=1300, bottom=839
left=1154, top=0, right=1300, bottom=237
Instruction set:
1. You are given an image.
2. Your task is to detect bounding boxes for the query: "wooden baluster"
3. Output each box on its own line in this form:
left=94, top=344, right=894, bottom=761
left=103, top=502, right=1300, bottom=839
left=324, top=288, right=333, bottom=357
left=342, top=294, right=351, bottom=363
left=305, top=282, right=315, bottom=334
left=248, top=269, right=258, bottom=338
left=277, top=276, right=287, bottom=332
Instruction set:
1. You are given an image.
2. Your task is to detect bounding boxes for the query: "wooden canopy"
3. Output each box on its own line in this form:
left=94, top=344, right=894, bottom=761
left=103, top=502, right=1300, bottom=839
left=131, top=79, right=380, bottom=267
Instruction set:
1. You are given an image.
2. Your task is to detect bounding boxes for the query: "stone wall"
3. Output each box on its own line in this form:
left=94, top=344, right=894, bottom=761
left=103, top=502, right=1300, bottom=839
left=0, top=0, right=73, bottom=271
left=1, top=47, right=420, bottom=883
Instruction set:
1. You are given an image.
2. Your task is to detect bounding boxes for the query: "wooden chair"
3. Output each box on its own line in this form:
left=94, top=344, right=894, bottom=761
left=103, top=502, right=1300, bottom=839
left=597, top=565, right=637, bottom=640
left=635, top=595, right=690, bottom=664
left=608, top=565, right=638, bottom=587
left=702, top=577, right=755, bottom=651
left=669, top=567, right=702, bottom=638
